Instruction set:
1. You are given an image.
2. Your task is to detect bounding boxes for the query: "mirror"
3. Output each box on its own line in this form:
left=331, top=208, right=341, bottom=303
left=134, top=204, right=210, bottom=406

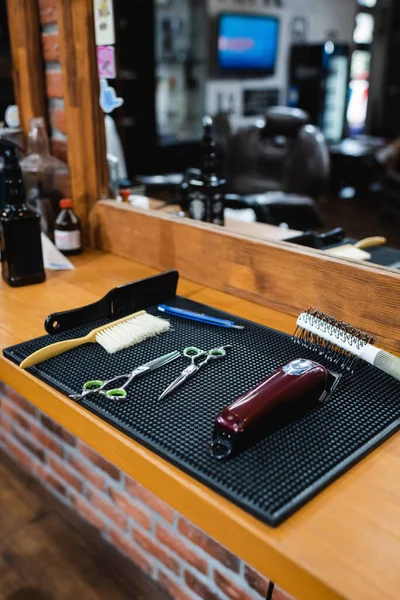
left=98, top=0, right=400, bottom=271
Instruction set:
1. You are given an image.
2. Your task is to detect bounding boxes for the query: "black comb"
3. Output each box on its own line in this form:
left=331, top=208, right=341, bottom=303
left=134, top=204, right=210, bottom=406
left=44, top=271, right=179, bottom=334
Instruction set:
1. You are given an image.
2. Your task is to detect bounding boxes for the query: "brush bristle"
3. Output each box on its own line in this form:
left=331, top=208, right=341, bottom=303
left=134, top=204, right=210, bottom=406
left=96, top=313, right=170, bottom=354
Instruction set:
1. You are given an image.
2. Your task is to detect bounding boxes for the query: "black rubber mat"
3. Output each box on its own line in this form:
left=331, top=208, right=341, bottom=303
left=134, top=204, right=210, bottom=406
left=4, top=298, right=400, bottom=526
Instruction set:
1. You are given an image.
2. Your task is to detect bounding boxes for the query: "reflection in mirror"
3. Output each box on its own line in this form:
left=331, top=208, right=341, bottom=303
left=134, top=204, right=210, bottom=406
left=106, top=0, right=400, bottom=270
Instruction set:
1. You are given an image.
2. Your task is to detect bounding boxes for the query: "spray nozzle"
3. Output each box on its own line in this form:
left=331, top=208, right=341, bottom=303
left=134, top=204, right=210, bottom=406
left=202, top=115, right=213, bottom=137
left=0, top=138, right=23, bottom=168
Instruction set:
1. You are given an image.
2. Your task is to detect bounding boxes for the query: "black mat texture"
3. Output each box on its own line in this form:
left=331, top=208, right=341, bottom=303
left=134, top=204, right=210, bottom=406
left=4, top=297, right=400, bottom=526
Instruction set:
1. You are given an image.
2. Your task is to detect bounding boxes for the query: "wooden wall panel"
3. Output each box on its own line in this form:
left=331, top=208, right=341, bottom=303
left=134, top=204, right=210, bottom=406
left=56, top=0, right=108, bottom=227
left=7, top=0, right=47, bottom=134
left=91, top=201, right=400, bottom=352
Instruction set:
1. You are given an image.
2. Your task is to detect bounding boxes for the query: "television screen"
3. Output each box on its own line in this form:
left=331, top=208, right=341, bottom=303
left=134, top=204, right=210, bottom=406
left=217, top=14, right=280, bottom=75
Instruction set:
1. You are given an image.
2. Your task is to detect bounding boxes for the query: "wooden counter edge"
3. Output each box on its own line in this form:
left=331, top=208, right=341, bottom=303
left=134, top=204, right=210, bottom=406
left=0, top=355, right=342, bottom=600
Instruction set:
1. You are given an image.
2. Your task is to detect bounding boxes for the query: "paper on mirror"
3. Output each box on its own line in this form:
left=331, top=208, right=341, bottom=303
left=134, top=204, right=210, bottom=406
left=41, top=233, right=75, bottom=271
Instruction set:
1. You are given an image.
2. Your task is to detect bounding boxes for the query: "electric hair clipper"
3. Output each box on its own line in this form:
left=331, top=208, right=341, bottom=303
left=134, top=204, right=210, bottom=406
left=210, top=359, right=340, bottom=460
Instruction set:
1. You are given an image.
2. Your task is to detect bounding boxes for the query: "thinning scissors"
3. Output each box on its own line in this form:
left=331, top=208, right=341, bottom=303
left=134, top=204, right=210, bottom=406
left=159, top=345, right=231, bottom=400
left=70, top=350, right=180, bottom=401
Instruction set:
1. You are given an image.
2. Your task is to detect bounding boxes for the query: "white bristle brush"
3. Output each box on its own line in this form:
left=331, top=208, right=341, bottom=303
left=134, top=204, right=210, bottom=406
left=19, top=311, right=170, bottom=369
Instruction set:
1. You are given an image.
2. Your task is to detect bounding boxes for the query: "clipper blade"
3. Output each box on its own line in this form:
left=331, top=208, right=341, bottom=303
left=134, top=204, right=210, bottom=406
left=293, top=308, right=375, bottom=373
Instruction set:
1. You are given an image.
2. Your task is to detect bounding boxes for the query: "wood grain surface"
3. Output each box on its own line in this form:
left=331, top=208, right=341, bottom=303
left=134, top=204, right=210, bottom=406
left=0, top=249, right=399, bottom=600
left=7, top=0, right=47, bottom=133
left=56, top=0, right=108, bottom=228
left=91, top=201, right=400, bottom=352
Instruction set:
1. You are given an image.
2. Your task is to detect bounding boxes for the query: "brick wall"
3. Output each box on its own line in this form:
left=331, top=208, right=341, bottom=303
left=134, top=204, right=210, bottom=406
left=0, top=383, right=293, bottom=600
left=38, top=0, right=67, bottom=163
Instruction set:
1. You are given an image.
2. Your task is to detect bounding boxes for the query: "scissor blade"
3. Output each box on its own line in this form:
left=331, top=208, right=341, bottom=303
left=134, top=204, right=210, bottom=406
left=131, top=351, right=181, bottom=379
left=144, top=350, right=181, bottom=371
left=158, top=373, right=190, bottom=400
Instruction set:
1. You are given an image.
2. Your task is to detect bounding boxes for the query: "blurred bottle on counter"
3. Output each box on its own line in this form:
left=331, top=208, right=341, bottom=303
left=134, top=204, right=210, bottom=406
left=54, top=199, right=82, bottom=256
left=0, top=104, right=25, bottom=211
left=20, top=117, right=69, bottom=234
left=27, top=180, right=54, bottom=241
left=187, top=115, right=225, bottom=226
left=0, top=139, right=45, bottom=287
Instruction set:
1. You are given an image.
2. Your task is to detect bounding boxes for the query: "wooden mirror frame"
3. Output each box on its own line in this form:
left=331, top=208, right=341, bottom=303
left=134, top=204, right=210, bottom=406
left=7, top=0, right=47, bottom=133
left=8, top=0, right=400, bottom=352
left=7, top=0, right=108, bottom=227
left=55, top=0, right=108, bottom=222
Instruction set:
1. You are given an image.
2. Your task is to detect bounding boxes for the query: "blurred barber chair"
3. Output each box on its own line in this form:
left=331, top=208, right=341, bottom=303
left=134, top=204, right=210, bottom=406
left=224, top=107, right=329, bottom=228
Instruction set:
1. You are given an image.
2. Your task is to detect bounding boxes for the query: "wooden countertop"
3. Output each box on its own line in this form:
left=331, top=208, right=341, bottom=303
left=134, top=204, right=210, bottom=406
left=0, top=250, right=399, bottom=600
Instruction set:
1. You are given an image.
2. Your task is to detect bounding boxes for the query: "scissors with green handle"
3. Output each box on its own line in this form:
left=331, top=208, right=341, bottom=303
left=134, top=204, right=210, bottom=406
left=158, top=345, right=231, bottom=400
left=70, top=350, right=181, bottom=401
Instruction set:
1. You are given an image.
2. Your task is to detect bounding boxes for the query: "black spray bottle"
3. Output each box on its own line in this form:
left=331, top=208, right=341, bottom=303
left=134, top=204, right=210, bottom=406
left=187, top=116, right=225, bottom=226
left=0, top=140, right=45, bottom=286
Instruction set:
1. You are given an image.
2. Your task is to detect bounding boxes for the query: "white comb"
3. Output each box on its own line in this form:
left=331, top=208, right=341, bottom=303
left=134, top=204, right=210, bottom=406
left=96, top=312, right=170, bottom=353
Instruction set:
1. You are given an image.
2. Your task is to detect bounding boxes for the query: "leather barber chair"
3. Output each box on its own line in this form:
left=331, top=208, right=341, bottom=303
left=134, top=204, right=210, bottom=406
left=224, top=107, right=329, bottom=229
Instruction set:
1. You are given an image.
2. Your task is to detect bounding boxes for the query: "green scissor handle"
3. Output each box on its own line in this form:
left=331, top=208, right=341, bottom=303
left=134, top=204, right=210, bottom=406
left=104, top=388, right=127, bottom=400
left=83, top=380, right=105, bottom=391
left=209, top=347, right=228, bottom=357
left=183, top=346, right=205, bottom=358
left=83, top=380, right=127, bottom=400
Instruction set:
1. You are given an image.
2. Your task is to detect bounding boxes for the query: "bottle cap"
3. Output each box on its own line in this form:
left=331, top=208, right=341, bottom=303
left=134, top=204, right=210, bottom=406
left=120, top=189, right=131, bottom=200
left=60, top=198, right=72, bottom=209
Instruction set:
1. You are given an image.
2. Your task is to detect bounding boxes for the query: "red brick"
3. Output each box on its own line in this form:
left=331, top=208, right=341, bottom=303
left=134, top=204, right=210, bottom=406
left=42, top=32, right=60, bottom=62
left=52, top=107, right=66, bottom=134
left=156, top=524, right=208, bottom=574
left=51, top=138, right=68, bottom=163
left=109, top=528, right=153, bottom=575
left=39, top=0, right=57, bottom=24
left=0, top=415, right=13, bottom=434
left=178, top=519, right=240, bottom=573
left=4, top=387, right=36, bottom=416
left=46, top=71, right=63, bottom=98
left=3, top=436, right=33, bottom=470
left=88, top=489, right=126, bottom=530
left=158, top=571, right=193, bottom=600
left=109, top=489, right=152, bottom=530
left=185, top=571, right=221, bottom=600
left=125, top=477, right=174, bottom=523
left=244, top=565, right=268, bottom=596
left=70, top=493, right=106, bottom=531
left=30, top=423, right=63, bottom=457
left=41, top=414, right=75, bottom=446
left=48, top=456, right=82, bottom=491
left=132, top=529, right=180, bottom=575
left=13, top=429, right=45, bottom=462
left=34, top=463, right=66, bottom=497
left=79, top=442, right=120, bottom=480
left=68, top=454, right=104, bottom=489
left=214, top=571, right=253, bottom=600
left=1, top=401, right=30, bottom=430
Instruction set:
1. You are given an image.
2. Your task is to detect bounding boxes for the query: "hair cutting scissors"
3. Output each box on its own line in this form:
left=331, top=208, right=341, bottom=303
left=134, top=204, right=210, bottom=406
left=158, top=345, right=231, bottom=400
left=70, top=350, right=180, bottom=401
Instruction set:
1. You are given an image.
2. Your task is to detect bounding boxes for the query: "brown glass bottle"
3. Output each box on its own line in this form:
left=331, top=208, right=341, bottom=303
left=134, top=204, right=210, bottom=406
left=0, top=140, right=45, bottom=287
left=54, top=198, right=82, bottom=255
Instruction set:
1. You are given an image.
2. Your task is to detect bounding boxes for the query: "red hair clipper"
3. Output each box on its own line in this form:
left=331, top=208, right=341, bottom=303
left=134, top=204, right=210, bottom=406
left=210, top=359, right=340, bottom=460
